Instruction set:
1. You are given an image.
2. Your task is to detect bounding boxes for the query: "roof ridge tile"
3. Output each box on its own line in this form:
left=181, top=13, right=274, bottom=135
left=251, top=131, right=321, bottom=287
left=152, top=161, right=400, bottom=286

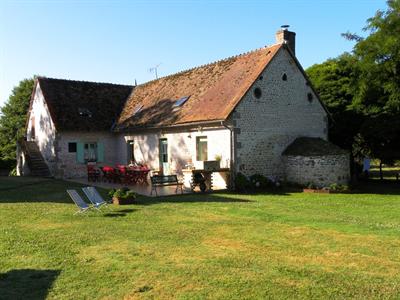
left=138, top=45, right=274, bottom=88
left=38, top=76, right=133, bottom=88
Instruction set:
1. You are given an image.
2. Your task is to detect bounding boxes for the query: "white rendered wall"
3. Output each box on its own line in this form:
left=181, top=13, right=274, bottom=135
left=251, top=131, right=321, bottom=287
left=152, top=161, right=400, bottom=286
left=122, top=127, right=231, bottom=175
left=26, top=83, right=57, bottom=174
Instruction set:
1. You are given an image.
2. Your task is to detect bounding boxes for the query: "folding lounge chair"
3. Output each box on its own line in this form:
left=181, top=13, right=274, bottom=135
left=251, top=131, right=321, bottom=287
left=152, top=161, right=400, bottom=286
left=82, top=186, right=111, bottom=210
left=67, top=189, right=94, bottom=215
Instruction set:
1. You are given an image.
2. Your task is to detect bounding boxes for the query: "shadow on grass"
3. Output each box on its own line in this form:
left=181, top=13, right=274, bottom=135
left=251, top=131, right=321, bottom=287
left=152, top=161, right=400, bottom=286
left=103, top=213, right=128, bottom=217
left=102, top=208, right=136, bottom=217
left=135, top=192, right=250, bottom=206
left=352, top=180, right=400, bottom=195
left=0, top=269, right=60, bottom=300
left=0, top=177, right=87, bottom=204
left=135, top=187, right=293, bottom=205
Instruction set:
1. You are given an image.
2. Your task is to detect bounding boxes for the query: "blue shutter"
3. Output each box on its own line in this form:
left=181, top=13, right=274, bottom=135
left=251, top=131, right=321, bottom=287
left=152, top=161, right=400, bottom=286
left=76, top=142, right=84, bottom=163
left=97, top=142, right=104, bottom=162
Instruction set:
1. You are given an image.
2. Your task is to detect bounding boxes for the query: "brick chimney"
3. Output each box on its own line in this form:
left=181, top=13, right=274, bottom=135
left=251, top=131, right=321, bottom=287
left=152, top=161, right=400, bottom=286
left=276, top=25, right=296, bottom=56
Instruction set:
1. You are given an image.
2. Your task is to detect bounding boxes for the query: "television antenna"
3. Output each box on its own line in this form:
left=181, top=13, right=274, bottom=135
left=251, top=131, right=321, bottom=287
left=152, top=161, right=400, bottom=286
left=149, top=63, right=162, bottom=79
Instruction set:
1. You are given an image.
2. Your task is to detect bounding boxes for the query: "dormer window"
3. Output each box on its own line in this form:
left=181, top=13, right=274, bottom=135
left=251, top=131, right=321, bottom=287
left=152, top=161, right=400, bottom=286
left=78, top=108, right=92, bottom=118
left=174, top=96, right=190, bottom=107
left=133, top=104, right=143, bottom=116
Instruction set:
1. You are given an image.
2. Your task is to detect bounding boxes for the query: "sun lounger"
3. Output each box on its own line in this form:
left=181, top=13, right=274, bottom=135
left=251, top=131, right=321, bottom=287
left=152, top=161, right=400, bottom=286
left=82, top=186, right=111, bottom=210
left=67, top=189, right=94, bottom=215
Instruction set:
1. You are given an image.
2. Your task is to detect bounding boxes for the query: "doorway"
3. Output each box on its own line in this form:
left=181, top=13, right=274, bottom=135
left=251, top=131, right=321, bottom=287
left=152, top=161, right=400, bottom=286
left=159, top=138, right=169, bottom=174
left=127, top=140, right=134, bottom=164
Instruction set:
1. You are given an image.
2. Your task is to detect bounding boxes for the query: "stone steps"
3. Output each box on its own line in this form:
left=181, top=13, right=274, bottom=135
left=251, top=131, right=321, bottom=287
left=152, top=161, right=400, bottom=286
left=22, top=141, right=51, bottom=177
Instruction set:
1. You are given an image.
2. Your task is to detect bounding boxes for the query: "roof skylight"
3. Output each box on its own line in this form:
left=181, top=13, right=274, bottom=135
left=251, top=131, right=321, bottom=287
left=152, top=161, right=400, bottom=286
left=133, top=104, right=143, bottom=115
left=78, top=108, right=92, bottom=118
left=173, top=96, right=190, bottom=107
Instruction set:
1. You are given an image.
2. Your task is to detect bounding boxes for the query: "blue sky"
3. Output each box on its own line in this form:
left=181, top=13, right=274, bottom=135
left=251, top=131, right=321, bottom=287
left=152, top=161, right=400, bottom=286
left=0, top=0, right=387, bottom=108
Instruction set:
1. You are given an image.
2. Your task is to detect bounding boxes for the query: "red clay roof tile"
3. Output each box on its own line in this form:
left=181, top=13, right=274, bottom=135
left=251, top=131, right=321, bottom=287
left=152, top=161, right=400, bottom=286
left=116, top=44, right=283, bottom=131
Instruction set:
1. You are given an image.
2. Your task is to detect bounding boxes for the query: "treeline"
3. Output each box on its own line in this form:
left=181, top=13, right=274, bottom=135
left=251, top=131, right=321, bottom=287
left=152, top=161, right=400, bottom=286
left=0, top=78, right=34, bottom=171
left=306, top=0, right=400, bottom=176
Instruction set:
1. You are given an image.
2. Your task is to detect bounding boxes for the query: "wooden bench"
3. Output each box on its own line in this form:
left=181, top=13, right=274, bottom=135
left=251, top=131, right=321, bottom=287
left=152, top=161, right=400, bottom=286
left=150, top=175, right=183, bottom=196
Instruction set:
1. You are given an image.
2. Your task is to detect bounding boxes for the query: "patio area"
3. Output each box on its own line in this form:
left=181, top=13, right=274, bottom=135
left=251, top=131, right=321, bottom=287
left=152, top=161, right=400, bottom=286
left=66, top=178, right=193, bottom=197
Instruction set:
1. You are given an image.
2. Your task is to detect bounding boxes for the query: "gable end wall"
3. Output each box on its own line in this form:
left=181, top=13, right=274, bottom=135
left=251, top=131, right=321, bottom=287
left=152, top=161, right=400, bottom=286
left=232, top=48, right=328, bottom=178
left=26, top=83, right=57, bottom=175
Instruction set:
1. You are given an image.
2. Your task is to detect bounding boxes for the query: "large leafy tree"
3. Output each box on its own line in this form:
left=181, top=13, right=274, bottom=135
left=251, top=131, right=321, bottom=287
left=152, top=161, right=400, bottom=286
left=307, top=53, right=363, bottom=151
left=308, top=0, right=400, bottom=179
left=343, top=0, right=400, bottom=114
left=0, top=78, right=35, bottom=163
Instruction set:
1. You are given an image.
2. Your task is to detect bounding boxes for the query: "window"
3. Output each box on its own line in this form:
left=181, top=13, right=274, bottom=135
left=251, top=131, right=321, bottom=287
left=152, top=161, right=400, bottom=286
left=159, top=139, right=168, bottom=163
left=254, top=87, right=262, bottom=99
left=68, top=142, right=77, bottom=153
left=31, top=116, right=35, bottom=140
left=127, top=140, right=135, bottom=163
left=282, top=73, right=287, bottom=81
left=174, top=96, right=190, bottom=107
left=84, top=143, right=97, bottom=162
left=133, top=104, right=143, bottom=116
left=196, top=136, right=208, bottom=161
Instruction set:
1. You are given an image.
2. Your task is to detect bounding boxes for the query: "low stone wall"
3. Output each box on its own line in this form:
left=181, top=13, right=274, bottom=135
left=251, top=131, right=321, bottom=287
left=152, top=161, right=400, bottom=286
left=283, top=154, right=350, bottom=188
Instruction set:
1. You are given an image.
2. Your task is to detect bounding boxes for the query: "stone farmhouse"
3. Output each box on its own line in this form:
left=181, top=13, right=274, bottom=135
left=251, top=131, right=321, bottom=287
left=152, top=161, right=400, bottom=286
left=17, top=28, right=350, bottom=188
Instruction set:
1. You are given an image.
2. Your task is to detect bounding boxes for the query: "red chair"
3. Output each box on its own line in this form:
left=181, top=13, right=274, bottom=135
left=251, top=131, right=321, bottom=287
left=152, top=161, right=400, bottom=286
left=101, top=166, right=116, bottom=183
left=116, top=165, right=130, bottom=184
left=87, top=164, right=100, bottom=182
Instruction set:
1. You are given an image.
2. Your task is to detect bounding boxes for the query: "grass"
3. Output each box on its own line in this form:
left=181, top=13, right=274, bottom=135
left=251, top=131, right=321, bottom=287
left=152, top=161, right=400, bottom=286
left=1, top=177, right=400, bottom=299
left=370, top=165, right=400, bottom=180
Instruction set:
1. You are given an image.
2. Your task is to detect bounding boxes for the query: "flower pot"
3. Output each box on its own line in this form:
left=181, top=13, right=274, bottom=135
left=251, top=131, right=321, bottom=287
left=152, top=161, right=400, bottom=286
left=303, top=188, right=331, bottom=194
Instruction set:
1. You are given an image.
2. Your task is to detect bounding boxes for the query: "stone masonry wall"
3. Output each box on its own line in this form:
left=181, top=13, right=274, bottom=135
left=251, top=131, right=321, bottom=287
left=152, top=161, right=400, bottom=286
left=55, top=131, right=122, bottom=178
left=283, top=154, right=350, bottom=188
left=232, top=47, right=328, bottom=178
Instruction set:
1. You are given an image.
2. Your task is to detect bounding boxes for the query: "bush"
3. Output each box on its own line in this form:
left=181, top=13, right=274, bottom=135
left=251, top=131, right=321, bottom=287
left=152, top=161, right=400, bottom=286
left=108, top=188, right=116, bottom=198
left=8, top=167, right=17, bottom=176
left=234, top=173, right=251, bottom=192
left=306, top=182, right=317, bottom=189
left=249, top=174, right=273, bottom=189
left=109, top=188, right=137, bottom=200
left=329, top=183, right=349, bottom=192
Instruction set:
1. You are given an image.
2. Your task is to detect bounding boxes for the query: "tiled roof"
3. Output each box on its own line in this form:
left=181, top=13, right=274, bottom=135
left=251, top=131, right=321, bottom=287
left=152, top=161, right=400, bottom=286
left=115, top=44, right=283, bottom=131
left=37, top=77, right=133, bottom=131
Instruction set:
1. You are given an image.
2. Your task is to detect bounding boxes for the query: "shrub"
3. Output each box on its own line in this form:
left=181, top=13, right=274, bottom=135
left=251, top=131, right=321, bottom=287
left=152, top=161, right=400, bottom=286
left=108, top=188, right=116, bottom=198
left=329, top=183, right=349, bottom=192
left=8, top=167, right=17, bottom=176
left=249, top=174, right=273, bottom=189
left=109, top=188, right=137, bottom=200
left=235, top=172, right=251, bottom=192
left=306, top=182, right=317, bottom=189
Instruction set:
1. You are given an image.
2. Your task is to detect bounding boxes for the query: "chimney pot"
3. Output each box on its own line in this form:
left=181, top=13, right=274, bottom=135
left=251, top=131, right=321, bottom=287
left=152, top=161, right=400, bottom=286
left=276, top=27, right=296, bottom=56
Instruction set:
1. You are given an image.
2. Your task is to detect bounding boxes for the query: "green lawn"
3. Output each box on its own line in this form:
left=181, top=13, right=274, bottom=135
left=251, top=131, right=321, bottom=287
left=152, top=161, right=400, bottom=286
left=1, top=178, right=400, bottom=299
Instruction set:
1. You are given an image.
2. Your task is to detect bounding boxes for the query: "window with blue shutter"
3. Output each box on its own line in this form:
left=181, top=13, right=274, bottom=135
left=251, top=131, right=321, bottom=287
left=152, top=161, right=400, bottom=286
left=76, top=142, right=84, bottom=163
left=97, top=142, right=104, bottom=162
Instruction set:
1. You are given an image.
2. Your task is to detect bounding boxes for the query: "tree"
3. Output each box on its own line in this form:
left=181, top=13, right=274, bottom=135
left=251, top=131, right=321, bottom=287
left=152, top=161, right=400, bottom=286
left=356, top=114, right=400, bottom=179
left=307, top=1, right=400, bottom=179
left=307, top=53, right=363, bottom=151
left=343, top=0, right=400, bottom=115
left=0, top=78, right=35, bottom=163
